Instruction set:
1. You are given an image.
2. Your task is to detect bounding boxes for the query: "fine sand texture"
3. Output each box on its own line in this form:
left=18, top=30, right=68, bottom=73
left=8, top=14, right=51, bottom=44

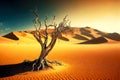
left=0, top=39, right=120, bottom=80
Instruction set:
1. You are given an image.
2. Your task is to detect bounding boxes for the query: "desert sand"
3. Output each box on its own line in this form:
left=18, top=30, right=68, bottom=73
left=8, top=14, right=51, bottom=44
left=0, top=36, right=120, bottom=80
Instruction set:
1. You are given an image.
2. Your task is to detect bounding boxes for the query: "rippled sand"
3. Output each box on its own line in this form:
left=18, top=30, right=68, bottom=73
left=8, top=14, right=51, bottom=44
left=0, top=40, right=120, bottom=80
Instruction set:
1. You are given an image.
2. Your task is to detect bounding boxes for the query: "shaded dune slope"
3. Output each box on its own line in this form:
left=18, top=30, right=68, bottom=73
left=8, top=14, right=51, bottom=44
left=58, top=34, right=69, bottom=41
left=73, top=34, right=89, bottom=40
left=80, top=37, right=108, bottom=44
left=104, top=33, right=120, bottom=41
left=80, top=28, right=95, bottom=39
left=2, top=32, right=19, bottom=40
left=95, top=29, right=120, bottom=41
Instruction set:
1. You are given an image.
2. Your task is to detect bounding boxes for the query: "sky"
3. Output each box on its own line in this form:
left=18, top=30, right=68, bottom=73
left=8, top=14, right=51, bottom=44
left=0, top=0, right=120, bottom=35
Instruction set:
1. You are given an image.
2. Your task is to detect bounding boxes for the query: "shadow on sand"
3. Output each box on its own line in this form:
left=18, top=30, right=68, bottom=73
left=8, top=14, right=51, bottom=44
left=0, top=61, right=35, bottom=78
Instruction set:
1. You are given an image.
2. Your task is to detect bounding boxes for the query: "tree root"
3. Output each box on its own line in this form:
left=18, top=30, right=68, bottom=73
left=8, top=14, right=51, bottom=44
left=46, top=59, right=62, bottom=66
left=32, top=59, right=62, bottom=71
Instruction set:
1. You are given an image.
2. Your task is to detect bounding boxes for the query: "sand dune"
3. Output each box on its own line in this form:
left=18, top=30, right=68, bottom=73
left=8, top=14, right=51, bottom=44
left=80, top=28, right=95, bottom=39
left=80, top=37, right=108, bottom=44
left=0, top=27, right=120, bottom=79
left=72, top=34, right=89, bottom=40
left=2, top=27, right=120, bottom=44
left=0, top=37, right=14, bottom=43
left=104, top=33, right=120, bottom=41
left=2, top=32, right=19, bottom=40
left=0, top=39, right=120, bottom=80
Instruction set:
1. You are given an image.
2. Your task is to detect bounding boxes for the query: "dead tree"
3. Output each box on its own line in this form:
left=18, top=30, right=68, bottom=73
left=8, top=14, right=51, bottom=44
left=32, top=11, right=70, bottom=71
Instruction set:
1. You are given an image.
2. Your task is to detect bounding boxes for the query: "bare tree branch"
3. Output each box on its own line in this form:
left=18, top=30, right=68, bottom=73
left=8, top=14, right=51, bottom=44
left=43, top=15, right=70, bottom=58
left=63, top=15, right=68, bottom=21
left=43, top=16, right=49, bottom=47
left=33, top=10, right=43, bottom=46
left=32, top=11, right=70, bottom=71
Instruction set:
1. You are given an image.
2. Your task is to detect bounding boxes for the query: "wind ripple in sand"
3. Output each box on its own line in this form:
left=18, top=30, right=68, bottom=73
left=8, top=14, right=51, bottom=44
left=0, top=64, right=118, bottom=80
left=0, top=43, right=120, bottom=80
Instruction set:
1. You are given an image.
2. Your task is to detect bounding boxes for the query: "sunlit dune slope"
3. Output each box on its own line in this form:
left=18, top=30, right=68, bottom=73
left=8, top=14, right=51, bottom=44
left=0, top=37, right=14, bottom=43
left=0, top=38, right=120, bottom=79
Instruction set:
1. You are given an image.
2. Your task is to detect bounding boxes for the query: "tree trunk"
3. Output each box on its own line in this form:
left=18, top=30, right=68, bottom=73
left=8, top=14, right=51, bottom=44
left=32, top=34, right=58, bottom=71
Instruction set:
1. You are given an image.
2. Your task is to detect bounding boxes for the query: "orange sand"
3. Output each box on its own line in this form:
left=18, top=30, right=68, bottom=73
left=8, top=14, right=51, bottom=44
left=0, top=39, right=120, bottom=80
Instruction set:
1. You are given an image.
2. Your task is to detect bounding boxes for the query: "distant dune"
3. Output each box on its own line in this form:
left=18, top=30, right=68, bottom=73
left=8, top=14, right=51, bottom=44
left=1, top=27, right=120, bottom=44
left=58, top=35, right=69, bottom=41
left=104, top=33, right=120, bottom=41
left=94, top=29, right=120, bottom=41
left=80, top=37, right=108, bottom=44
left=80, top=28, right=95, bottom=39
left=0, top=37, right=14, bottom=43
left=2, top=32, right=19, bottom=40
left=73, top=34, right=89, bottom=40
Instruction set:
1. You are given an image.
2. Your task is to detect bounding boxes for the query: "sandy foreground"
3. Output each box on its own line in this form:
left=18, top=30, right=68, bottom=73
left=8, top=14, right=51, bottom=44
left=0, top=40, right=120, bottom=80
